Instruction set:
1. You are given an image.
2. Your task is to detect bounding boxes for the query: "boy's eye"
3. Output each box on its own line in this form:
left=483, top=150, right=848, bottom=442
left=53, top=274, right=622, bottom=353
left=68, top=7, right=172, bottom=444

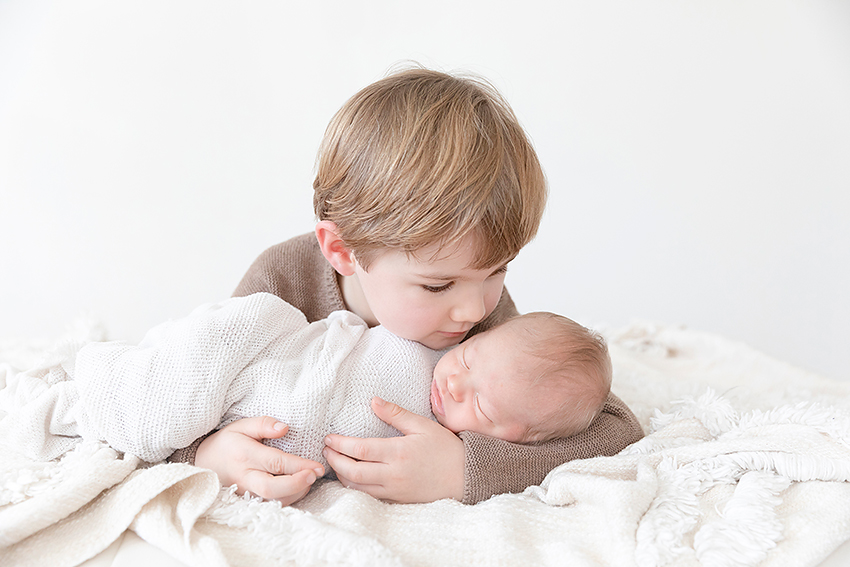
left=490, top=265, right=508, bottom=277
left=422, top=282, right=454, bottom=293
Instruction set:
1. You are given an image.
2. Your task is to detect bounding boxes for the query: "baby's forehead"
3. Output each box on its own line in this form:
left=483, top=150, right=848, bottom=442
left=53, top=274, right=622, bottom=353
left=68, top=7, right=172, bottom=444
left=488, top=318, right=557, bottom=354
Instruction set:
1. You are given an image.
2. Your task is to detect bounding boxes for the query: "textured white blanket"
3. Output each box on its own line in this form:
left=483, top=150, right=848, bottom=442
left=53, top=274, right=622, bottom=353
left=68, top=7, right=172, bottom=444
left=2, top=293, right=439, bottom=467
left=2, top=320, right=849, bottom=567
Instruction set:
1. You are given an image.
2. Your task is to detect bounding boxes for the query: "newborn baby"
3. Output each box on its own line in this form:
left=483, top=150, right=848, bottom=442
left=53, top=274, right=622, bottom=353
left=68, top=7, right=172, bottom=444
left=7, top=293, right=611, bottom=474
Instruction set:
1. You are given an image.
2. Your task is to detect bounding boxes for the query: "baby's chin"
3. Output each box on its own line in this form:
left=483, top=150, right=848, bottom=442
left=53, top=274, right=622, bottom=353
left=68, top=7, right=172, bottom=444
left=429, top=401, right=454, bottom=431
left=432, top=412, right=463, bottom=435
left=430, top=402, right=448, bottom=427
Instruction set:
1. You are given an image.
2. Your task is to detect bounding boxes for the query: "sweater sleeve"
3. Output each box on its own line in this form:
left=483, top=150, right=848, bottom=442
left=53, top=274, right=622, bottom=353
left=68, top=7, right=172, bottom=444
left=458, top=392, right=645, bottom=504
left=75, top=294, right=297, bottom=462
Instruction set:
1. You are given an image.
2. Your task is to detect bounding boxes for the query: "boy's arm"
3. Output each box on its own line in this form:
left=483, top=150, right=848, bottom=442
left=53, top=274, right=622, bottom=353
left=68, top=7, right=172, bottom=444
left=323, top=393, right=643, bottom=504
left=458, top=393, right=644, bottom=503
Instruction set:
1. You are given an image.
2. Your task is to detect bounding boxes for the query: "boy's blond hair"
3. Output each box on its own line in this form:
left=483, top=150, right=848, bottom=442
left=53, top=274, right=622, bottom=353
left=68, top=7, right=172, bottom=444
left=509, top=312, right=612, bottom=443
left=313, top=66, right=547, bottom=270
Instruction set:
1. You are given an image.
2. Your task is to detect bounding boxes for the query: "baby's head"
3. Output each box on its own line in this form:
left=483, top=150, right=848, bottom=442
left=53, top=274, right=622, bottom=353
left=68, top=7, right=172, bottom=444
left=430, top=312, right=612, bottom=443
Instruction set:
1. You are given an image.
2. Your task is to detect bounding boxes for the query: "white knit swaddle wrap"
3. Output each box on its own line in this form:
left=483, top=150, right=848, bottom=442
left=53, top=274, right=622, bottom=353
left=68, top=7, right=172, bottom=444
left=72, top=293, right=441, bottom=469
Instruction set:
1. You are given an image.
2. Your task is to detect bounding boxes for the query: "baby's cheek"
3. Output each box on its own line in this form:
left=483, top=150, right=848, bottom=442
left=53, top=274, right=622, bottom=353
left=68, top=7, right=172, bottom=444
left=441, top=411, right=465, bottom=434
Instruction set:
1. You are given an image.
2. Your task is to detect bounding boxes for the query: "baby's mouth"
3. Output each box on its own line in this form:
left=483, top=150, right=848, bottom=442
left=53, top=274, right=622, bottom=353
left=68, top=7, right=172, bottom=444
left=430, top=379, right=445, bottom=416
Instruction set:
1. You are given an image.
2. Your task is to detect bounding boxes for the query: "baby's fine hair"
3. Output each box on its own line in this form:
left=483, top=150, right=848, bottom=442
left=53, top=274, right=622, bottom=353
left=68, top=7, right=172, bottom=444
left=510, top=312, right=613, bottom=443
left=313, top=65, right=547, bottom=270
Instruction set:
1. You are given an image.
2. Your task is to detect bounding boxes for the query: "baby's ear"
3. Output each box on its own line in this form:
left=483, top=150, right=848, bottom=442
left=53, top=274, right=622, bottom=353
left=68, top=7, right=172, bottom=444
left=315, top=221, right=356, bottom=276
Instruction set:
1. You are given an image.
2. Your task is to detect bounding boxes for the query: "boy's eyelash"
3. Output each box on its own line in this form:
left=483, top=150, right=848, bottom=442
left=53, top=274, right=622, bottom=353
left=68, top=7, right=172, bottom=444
left=422, top=266, right=505, bottom=293
left=422, top=282, right=454, bottom=293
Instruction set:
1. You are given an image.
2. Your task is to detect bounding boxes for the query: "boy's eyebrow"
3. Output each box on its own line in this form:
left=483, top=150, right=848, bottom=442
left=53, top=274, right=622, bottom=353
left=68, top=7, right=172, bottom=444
left=414, top=272, right=461, bottom=281
left=413, top=263, right=509, bottom=280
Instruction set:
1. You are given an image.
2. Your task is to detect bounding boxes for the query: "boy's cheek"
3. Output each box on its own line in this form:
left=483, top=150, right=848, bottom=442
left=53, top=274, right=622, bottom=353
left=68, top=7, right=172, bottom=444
left=485, top=284, right=504, bottom=312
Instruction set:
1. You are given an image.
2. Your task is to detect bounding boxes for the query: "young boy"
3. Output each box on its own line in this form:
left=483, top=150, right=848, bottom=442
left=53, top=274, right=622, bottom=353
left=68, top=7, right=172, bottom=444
left=182, top=67, right=644, bottom=505
left=29, top=295, right=610, bottom=496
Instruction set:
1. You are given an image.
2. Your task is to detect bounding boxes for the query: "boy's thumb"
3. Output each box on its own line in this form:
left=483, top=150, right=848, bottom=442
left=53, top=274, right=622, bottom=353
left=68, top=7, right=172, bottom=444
left=371, top=397, right=425, bottom=435
left=228, top=416, right=289, bottom=440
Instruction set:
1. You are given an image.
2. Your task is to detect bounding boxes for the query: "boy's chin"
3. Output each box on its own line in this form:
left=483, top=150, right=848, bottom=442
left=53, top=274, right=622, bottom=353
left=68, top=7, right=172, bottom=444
left=420, top=334, right=465, bottom=351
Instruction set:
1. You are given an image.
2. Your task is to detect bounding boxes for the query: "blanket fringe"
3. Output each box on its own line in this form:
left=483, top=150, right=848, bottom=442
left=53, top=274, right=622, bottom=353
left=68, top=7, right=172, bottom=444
left=694, top=471, right=788, bottom=567
left=203, top=486, right=405, bottom=567
left=634, top=389, right=850, bottom=567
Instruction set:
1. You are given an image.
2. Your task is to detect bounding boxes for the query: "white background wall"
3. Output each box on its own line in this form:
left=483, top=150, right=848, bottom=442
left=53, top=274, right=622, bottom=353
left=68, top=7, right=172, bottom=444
left=1, top=1, right=848, bottom=381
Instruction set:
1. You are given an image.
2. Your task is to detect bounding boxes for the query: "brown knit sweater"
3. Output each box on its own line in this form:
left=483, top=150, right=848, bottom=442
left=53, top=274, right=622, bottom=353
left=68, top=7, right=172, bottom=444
left=175, top=233, right=645, bottom=504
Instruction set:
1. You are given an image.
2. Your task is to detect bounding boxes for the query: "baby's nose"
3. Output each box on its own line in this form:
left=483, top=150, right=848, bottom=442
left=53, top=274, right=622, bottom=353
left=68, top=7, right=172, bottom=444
left=446, top=374, right=466, bottom=402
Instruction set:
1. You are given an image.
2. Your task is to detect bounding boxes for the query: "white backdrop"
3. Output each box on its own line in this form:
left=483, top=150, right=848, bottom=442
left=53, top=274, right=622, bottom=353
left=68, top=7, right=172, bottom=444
left=1, top=0, right=848, bottom=381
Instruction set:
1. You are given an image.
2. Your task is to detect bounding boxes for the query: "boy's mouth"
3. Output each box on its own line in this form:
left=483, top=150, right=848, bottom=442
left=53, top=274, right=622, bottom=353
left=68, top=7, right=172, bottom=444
left=440, top=330, right=467, bottom=338
left=430, top=379, right=445, bottom=416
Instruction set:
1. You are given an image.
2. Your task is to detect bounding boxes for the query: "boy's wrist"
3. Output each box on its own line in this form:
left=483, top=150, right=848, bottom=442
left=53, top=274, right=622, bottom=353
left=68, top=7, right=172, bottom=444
left=167, top=437, right=203, bottom=465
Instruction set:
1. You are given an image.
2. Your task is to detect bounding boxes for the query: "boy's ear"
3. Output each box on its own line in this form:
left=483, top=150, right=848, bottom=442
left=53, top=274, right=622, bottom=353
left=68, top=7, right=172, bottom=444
left=315, top=221, right=356, bottom=276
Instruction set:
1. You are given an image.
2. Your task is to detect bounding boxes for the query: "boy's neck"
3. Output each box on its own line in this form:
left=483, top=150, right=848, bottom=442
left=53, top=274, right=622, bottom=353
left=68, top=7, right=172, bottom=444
left=338, top=272, right=379, bottom=327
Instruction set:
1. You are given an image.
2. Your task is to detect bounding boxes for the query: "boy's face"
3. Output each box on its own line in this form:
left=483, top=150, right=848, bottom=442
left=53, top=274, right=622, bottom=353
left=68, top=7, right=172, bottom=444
left=349, top=235, right=507, bottom=350
left=429, top=320, right=548, bottom=442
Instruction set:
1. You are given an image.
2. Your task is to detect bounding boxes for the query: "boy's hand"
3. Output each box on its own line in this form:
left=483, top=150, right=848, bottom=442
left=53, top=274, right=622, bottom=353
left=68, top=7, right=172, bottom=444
left=323, top=397, right=465, bottom=503
left=195, top=416, right=325, bottom=505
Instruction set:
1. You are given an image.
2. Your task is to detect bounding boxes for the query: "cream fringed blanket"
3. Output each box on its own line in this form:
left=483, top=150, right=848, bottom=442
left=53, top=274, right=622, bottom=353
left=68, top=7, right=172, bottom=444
left=2, top=321, right=850, bottom=567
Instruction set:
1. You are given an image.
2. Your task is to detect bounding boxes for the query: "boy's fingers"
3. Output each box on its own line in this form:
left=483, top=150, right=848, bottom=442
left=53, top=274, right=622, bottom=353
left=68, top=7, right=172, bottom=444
left=323, top=446, right=387, bottom=489
left=323, top=433, right=395, bottom=464
left=322, top=398, right=440, bottom=463
left=324, top=404, right=465, bottom=503
left=371, top=397, right=437, bottom=436
left=211, top=418, right=325, bottom=477
left=225, top=416, right=290, bottom=440
left=242, top=468, right=317, bottom=504
left=262, top=447, right=324, bottom=477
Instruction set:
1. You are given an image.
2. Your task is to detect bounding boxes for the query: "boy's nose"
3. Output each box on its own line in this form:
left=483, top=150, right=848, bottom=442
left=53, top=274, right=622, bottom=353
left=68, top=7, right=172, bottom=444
left=450, top=287, right=487, bottom=324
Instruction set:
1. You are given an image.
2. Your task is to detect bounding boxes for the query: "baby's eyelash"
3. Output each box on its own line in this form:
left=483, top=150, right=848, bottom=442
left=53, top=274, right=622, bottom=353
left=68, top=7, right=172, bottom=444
left=474, top=393, right=493, bottom=423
